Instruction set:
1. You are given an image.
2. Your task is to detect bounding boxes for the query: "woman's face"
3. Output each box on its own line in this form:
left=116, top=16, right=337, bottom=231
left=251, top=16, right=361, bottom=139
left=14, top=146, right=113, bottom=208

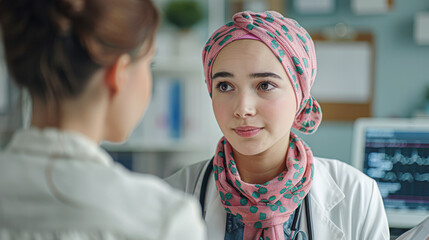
left=127, top=46, right=155, bottom=126
left=106, top=44, right=155, bottom=142
left=211, top=40, right=297, bottom=156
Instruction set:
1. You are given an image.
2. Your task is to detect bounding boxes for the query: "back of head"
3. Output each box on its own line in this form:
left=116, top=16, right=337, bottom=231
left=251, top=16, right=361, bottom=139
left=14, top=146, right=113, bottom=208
left=0, top=0, right=159, bottom=104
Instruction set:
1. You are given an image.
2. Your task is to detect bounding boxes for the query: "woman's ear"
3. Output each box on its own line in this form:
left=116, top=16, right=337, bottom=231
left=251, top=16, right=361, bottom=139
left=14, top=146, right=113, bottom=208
left=105, top=54, right=132, bottom=95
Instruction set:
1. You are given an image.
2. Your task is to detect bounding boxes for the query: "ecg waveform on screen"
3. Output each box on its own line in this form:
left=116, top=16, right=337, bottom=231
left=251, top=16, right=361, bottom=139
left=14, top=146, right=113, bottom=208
left=367, top=151, right=429, bottom=183
left=364, top=132, right=429, bottom=210
left=390, top=152, right=429, bottom=166
left=364, top=145, right=429, bottom=210
left=381, top=171, right=429, bottom=182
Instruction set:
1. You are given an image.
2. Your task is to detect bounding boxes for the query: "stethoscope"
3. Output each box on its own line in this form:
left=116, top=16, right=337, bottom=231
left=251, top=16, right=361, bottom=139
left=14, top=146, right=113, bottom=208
left=199, top=159, right=313, bottom=240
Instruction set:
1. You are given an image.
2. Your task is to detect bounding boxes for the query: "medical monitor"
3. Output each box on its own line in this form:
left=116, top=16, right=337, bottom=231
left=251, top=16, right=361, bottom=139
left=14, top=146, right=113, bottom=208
left=352, top=118, right=429, bottom=228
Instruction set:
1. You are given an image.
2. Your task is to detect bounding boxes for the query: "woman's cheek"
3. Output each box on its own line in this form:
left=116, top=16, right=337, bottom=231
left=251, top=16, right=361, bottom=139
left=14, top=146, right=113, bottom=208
left=261, top=96, right=296, bottom=125
left=212, top=100, right=230, bottom=128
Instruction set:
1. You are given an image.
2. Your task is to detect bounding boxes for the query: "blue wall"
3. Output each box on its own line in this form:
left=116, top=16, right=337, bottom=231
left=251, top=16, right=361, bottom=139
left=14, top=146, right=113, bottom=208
left=289, top=1, right=429, bottom=163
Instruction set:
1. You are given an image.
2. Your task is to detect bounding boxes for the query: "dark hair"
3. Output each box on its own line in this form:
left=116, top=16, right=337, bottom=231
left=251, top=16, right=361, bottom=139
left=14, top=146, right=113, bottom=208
left=0, top=0, right=159, bottom=103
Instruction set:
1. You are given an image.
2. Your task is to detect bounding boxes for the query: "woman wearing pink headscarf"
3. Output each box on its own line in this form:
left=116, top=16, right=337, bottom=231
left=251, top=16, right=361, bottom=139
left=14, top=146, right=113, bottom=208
left=167, top=11, right=389, bottom=240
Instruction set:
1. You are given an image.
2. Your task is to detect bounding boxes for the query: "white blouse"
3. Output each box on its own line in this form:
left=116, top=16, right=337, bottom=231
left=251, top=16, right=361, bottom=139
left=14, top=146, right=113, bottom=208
left=0, top=128, right=206, bottom=240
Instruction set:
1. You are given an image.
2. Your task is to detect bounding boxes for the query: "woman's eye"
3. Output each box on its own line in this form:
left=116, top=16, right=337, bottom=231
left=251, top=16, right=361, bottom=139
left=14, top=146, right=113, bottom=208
left=216, top=82, right=233, bottom=92
left=258, top=81, right=276, bottom=91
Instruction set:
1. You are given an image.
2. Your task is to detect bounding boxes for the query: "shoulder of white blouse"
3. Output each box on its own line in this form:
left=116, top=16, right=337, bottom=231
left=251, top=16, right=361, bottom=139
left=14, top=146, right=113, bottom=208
left=0, top=229, right=129, bottom=240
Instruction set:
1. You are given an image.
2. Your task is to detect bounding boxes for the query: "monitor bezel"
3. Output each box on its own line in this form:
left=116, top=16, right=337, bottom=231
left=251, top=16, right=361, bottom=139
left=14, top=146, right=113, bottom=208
left=351, top=118, right=429, bottom=228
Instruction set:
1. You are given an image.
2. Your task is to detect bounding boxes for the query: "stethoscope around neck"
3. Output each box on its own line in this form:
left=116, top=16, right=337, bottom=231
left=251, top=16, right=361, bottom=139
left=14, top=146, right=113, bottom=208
left=198, top=158, right=313, bottom=240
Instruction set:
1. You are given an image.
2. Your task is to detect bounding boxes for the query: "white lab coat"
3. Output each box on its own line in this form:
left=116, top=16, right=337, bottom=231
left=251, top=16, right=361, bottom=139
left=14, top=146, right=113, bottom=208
left=396, top=216, right=429, bottom=240
left=166, top=157, right=390, bottom=240
left=0, top=128, right=206, bottom=240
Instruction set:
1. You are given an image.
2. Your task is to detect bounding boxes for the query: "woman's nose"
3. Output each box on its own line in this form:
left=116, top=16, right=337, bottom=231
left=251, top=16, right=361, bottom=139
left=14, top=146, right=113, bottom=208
left=233, top=92, right=256, bottom=119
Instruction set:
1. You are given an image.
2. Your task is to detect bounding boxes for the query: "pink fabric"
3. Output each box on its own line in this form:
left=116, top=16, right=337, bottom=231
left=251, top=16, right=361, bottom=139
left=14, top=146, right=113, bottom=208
left=202, top=11, right=322, bottom=134
left=214, top=133, right=314, bottom=240
left=236, top=33, right=260, bottom=41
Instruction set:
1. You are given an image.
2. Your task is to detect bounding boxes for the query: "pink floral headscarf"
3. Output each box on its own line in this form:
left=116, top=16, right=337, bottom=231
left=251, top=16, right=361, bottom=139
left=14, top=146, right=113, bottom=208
left=202, top=10, right=322, bottom=134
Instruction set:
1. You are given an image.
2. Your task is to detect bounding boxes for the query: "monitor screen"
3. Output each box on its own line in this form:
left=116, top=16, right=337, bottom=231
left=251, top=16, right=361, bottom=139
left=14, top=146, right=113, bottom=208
left=352, top=118, right=429, bottom=228
left=364, top=128, right=429, bottom=212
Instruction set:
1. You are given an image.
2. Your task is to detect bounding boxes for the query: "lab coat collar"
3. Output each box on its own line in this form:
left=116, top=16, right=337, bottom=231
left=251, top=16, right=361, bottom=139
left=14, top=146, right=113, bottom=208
left=308, top=158, right=346, bottom=239
left=5, top=127, right=113, bottom=166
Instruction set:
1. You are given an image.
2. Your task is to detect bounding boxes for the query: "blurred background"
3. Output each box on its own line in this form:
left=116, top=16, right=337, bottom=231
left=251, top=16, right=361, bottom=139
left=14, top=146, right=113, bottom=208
left=1, top=0, right=428, bottom=238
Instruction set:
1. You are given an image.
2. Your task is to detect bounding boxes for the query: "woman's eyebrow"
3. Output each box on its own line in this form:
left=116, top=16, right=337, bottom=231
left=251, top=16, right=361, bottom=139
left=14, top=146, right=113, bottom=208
left=250, top=72, right=283, bottom=80
left=212, top=71, right=234, bottom=80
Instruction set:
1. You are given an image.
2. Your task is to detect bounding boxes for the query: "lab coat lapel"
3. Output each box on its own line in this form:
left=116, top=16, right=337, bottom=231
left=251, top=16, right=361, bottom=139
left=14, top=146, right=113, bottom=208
left=308, top=159, right=346, bottom=240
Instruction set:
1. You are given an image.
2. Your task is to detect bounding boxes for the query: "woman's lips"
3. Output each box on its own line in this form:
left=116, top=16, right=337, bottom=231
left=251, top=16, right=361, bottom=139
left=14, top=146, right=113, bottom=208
left=233, top=126, right=262, bottom=138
